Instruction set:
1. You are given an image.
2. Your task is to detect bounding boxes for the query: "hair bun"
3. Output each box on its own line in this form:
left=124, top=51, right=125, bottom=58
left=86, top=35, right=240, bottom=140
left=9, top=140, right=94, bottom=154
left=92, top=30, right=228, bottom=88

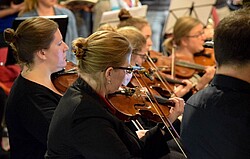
left=72, top=38, right=88, bottom=60
left=118, top=8, right=132, bottom=21
left=4, top=28, right=16, bottom=44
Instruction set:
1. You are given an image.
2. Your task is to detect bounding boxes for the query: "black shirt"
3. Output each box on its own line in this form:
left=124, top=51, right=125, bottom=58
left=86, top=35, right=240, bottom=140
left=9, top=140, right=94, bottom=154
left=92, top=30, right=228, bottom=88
left=5, top=75, right=61, bottom=159
left=181, top=74, right=250, bottom=159
left=46, top=77, right=170, bottom=159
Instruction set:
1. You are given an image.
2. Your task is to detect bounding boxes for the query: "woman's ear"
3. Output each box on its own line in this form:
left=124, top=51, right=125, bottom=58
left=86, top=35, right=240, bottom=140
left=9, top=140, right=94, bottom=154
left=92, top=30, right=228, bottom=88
left=36, top=49, right=46, bottom=60
left=181, top=37, right=189, bottom=47
left=105, top=67, right=113, bottom=81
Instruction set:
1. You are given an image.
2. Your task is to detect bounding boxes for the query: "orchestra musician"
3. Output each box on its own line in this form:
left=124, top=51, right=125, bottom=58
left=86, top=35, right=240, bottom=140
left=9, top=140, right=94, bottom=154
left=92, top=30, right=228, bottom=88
left=98, top=23, right=188, bottom=134
left=181, top=8, right=250, bottom=159
left=116, top=26, right=147, bottom=72
left=4, top=17, right=68, bottom=159
left=116, top=26, right=190, bottom=158
left=46, top=30, right=185, bottom=159
left=116, top=26, right=192, bottom=98
left=117, top=8, right=153, bottom=51
left=117, top=9, right=193, bottom=98
left=162, top=16, right=216, bottom=96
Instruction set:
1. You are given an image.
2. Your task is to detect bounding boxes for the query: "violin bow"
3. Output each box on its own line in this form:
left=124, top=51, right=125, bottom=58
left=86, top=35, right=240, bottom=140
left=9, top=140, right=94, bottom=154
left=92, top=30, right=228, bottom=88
left=146, top=53, right=177, bottom=97
left=171, top=45, right=177, bottom=80
left=132, top=71, right=187, bottom=158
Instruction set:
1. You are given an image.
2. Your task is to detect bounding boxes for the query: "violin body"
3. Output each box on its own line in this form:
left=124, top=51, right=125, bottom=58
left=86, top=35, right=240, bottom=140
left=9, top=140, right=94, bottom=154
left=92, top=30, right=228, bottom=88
left=107, top=86, right=171, bottom=122
left=194, top=48, right=216, bottom=66
left=51, top=61, right=78, bottom=94
left=108, top=89, right=142, bottom=122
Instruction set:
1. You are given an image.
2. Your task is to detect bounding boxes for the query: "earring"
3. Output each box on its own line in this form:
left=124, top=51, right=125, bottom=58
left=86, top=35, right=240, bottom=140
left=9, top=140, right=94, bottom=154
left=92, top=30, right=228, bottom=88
left=108, top=80, right=111, bottom=84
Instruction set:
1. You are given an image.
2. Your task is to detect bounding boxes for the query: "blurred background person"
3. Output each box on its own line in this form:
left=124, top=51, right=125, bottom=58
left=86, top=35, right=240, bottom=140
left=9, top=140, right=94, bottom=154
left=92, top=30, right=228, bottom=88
left=117, top=8, right=152, bottom=51
left=18, top=0, right=78, bottom=63
left=162, top=16, right=216, bottom=100
left=117, top=9, right=195, bottom=99
left=140, top=0, right=170, bottom=52
left=0, top=0, right=24, bottom=47
left=214, top=0, right=231, bottom=22
left=92, top=0, right=141, bottom=32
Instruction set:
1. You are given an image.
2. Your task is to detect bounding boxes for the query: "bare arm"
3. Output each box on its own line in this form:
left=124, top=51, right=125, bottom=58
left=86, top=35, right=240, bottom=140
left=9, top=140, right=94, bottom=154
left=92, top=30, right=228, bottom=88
left=0, top=2, right=24, bottom=18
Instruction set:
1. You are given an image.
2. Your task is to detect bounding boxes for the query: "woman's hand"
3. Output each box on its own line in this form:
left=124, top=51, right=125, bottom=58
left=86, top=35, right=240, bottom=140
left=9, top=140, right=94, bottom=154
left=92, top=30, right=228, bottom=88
left=174, top=79, right=193, bottom=97
left=196, top=65, right=216, bottom=90
left=136, top=130, right=148, bottom=139
left=167, top=97, right=185, bottom=123
left=10, top=2, right=24, bottom=12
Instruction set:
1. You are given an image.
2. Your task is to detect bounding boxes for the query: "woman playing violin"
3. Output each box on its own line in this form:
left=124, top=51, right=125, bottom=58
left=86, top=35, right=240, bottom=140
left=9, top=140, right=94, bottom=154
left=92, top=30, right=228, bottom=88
left=117, top=8, right=153, bottom=51
left=115, top=26, right=184, bottom=149
left=117, top=26, right=147, bottom=69
left=46, top=31, right=185, bottom=159
left=116, top=26, right=191, bottom=114
left=163, top=16, right=216, bottom=93
left=117, top=9, right=193, bottom=98
left=4, top=17, right=68, bottom=158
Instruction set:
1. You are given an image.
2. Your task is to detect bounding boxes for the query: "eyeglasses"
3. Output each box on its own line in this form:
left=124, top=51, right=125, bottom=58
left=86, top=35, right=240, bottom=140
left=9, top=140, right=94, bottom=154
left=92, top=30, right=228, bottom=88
left=133, top=52, right=148, bottom=59
left=186, top=31, right=205, bottom=38
left=113, top=67, right=133, bottom=74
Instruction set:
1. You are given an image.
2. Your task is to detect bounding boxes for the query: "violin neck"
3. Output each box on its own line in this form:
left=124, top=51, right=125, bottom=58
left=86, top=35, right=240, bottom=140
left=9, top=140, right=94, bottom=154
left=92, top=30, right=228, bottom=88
left=145, top=94, right=175, bottom=107
left=163, top=76, right=186, bottom=86
left=176, top=60, right=205, bottom=71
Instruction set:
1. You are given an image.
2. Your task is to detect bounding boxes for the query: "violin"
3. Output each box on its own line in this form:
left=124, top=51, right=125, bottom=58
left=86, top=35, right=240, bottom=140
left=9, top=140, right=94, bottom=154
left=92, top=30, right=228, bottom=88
left=52, top=62, right=188, bottom=158
left=107, top=71, right=187, bottom=158
left=107, top=87, right=141, bottom=122
left=194, top=47, right=216, bottom=66
left=51, top=61, right=78, bottom=94
left=128, top=69, right=172, bottom=98
left=107, top=86, right=174, bottom=122
left=148, top=50, right=206, bottom=79
left=105, top=64, right=176, bottom=122
left=107, top=68, right=177, bottom=126
left=135, top=54, right=188, bottom=98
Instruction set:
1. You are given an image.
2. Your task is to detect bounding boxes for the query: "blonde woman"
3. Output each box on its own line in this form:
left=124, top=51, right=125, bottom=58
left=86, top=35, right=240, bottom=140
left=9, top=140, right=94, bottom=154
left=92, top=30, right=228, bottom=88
left=46, top=30, right=185, bottom=159
left=163, top=16, right=216, bottom=93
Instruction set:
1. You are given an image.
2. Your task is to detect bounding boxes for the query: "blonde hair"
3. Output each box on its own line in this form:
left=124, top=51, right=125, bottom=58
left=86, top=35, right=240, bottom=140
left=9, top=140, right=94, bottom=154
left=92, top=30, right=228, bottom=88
left=4, top=17, right=58, bottom=68
left=72, top=31, right=132, bottom=87
left=117, top=26, right=146, bottom=54
left=117, top=8, right=149, bottom=31
left=163, top=16, right=201, bottom=53
left=19, top=0, right=38, bottom=16
left=97, top=23, right=117, bottom=32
